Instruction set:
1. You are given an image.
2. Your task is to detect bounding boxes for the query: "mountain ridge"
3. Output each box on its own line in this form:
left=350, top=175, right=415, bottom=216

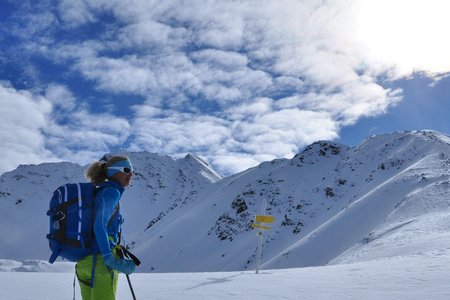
left=1, top=130, right=450, bottom=272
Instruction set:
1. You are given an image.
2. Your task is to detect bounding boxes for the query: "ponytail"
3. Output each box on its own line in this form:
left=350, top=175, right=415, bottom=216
left=85, top=155, right=129, bottom=184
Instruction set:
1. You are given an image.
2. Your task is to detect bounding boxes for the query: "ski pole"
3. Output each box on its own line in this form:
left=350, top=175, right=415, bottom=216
left=126, top=274, right=137, bottom=300
left=118, top=243, right=141, bottom=299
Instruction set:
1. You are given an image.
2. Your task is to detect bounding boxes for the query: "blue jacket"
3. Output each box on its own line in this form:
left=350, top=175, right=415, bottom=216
left=94, top=181, right=124, bottom=257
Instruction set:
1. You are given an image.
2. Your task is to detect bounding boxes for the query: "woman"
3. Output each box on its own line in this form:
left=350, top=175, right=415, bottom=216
left=76, top=155, right=136, bottom=299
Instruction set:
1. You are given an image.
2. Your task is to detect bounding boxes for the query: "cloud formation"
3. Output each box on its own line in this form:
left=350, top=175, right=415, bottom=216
left=0, top=81, right=131, bottom=172
left=1, top=0, right=446, bottom=174
left=0, top=83, right=55, bottom=172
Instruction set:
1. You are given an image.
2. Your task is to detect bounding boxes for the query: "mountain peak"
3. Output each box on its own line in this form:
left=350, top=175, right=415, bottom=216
left=179, top=154, right=222, bottom=183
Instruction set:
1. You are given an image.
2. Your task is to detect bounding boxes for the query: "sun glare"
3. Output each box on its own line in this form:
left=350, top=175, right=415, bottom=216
left=353, top=0, right=450, bottom=76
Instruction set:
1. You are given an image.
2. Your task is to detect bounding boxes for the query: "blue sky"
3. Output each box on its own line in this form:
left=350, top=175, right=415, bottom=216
left=1, top=0, right=449, bottom=176
left=339, top=73, right=450, bottom=146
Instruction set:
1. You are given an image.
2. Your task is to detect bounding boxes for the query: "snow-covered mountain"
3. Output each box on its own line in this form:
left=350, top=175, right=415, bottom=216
left=1, top=130, right=450, bottom=273
left=0, top=152, right=221, bottom=261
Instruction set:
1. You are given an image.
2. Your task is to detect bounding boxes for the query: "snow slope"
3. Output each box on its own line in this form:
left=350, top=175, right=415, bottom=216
left=131, top=130, right=450, bottom=272
left=1, top=130, right=450, bottom=275
left=1, top=251, right=450, bottom=299
left=0, top=153, right=221, bottom=261
left=263, top=151, right=450, bottom=269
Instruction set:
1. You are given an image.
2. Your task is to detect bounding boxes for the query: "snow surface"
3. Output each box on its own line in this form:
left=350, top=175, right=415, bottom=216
left=1, top=251, right=450, bottom=299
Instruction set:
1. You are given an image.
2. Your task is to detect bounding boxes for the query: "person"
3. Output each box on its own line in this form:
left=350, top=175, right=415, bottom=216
left=76, top=155, right=137, bottom=299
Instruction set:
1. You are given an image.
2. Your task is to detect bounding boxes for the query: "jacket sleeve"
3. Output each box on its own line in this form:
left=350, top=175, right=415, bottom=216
left=93, top=187, right=121, bottom=257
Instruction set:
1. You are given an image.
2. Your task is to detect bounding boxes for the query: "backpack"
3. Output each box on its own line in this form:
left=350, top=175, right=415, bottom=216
left=46, top=182, right=119, bottom=263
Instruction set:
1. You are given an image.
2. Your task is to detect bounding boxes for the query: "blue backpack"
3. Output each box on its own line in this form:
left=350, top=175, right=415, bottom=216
left=46, top=182, right=119, bottom=263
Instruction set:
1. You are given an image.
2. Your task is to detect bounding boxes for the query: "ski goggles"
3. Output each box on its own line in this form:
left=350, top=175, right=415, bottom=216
left=108, top=166, right=134, bottom=174
left=107, top=158, right=134, bottom=177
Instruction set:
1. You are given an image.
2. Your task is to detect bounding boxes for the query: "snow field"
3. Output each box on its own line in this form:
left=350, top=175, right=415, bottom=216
left=1, top=251, right=450, bottom=300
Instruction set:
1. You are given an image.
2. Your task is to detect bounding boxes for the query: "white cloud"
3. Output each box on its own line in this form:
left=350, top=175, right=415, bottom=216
left=6, top=0, right=449, bottom=174
left=212, top=153, right=270, bottom=175
left=0, top=83, right=55, bottom=173
left=78, top=56, right=158, bottom=94
left=0, top=81, right=132, bottom=174
left=231, top=108, right=339, bottom=155
left=45, top=84, right=76, bottom=112
left=128, top=102, right=338, bottom=175
left=52, top=0, right=397, bottom=108
left=42, top=106, right=131, bottom=166
left=117, top=20, right=186, bottom=50
left=130, top=106, right=230, bottom=155
left=58, top=0, right=99, bottom=28
left=45, top=109, right=130, bottom=150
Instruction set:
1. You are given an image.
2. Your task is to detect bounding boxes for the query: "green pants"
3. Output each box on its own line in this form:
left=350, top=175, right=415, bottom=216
left=76, top=254, right=119, bottom=300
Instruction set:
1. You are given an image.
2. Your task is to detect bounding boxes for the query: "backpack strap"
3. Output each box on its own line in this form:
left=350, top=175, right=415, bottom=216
left=90, top=251, right=98, bottom=288
left=107, top=203, right=120, bottom=229
left=49, top=249, right=60, bottom=264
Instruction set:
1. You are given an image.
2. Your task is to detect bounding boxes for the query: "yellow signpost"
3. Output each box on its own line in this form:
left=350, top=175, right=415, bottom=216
left=255, top=215, right=275, bottom=224
left=252, top=209, right=275, bottom=274
left=251, top=223, right=272, bottom=230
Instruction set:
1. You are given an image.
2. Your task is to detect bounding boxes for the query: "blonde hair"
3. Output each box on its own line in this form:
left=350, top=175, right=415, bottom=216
left=85, top=155, right=129, bottom=184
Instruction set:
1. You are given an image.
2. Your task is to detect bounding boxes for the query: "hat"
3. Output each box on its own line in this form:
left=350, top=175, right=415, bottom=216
left=107, top=158, right=134, bottom=177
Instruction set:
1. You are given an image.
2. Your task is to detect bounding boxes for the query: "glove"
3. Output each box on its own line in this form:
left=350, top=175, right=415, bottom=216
left=103, top=253, right=136, bottom=275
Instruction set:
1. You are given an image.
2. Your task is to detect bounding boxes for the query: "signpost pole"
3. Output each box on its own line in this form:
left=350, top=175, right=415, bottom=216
left=255, top=231, right=263, bottom=274
left=255, top=198, right=267, bottom=274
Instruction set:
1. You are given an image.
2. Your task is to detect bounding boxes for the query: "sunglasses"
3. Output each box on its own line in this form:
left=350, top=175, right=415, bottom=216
left=108, top=166, right=134, bottom=174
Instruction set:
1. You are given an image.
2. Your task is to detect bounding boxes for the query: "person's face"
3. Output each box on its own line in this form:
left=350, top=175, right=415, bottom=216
left=112, top=170, right=133, bottom=187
